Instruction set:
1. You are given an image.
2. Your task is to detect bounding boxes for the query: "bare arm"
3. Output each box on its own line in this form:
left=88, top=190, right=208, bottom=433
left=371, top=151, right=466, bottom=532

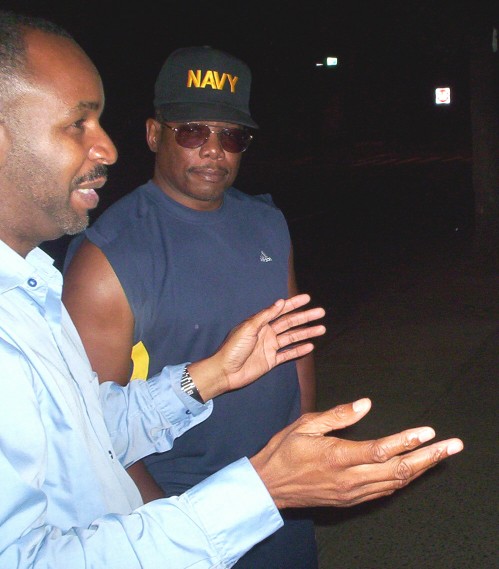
left=62, top=239, right=135, bottom=383
left=63, top=239, right=165, bottom=502
left=288, top=243, right=317, bottom=413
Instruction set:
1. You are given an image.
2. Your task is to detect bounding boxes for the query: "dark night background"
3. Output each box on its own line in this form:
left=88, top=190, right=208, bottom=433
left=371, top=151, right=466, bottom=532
left=3, top=3, right=498, bottom=568
left=7, top=0, right=492, bottom=218
left=9, top=0, right=495, bottom=310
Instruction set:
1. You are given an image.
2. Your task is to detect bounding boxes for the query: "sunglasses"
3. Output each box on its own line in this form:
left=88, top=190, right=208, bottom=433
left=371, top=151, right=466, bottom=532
left=161, top=122, right=253, bottom=153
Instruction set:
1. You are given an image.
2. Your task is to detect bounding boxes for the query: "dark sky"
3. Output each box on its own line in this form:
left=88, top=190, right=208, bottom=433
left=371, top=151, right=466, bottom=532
left=8, top=1, right=485, bottom=120
left=4, top=1, right=496, bottom=199
left=6, top=0, right=496, bottom=266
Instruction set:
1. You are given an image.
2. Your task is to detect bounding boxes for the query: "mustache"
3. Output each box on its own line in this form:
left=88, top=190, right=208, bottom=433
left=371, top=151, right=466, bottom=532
left=189, top=166, right=229, bottom=175
left=74, top=165, right=108, bottom=186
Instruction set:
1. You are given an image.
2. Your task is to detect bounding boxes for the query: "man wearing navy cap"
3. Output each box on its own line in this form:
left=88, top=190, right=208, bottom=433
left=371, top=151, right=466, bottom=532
left=63, top=44, right=320, bottom=567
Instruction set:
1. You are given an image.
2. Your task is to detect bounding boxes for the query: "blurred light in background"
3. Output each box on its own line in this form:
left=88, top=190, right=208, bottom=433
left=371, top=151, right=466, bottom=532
left=435, top=87, right=451, bottom=105
left=316, top=56, right=338, bottom=67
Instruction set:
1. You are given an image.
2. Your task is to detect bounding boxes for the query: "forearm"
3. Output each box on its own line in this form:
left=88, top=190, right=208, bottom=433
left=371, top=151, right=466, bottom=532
left=287, top=244, right=317, bottom=413
left=99, top=363, right=213, bottom=467
left=1, top=459, right=282, bottom=569
left=296, top=353, right=317, bottom=413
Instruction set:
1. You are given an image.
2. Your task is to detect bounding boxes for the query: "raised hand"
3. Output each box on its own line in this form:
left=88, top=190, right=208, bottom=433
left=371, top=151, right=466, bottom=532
left=188, top=294, right=326, bottom=401
left=250, top=398, right=464, bottom=509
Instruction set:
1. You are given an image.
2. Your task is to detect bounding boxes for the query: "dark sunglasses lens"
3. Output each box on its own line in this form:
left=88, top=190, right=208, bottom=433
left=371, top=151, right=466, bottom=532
left=220, top=129, right=252, bottom=153
left=175, top=124, right=211, bottom=148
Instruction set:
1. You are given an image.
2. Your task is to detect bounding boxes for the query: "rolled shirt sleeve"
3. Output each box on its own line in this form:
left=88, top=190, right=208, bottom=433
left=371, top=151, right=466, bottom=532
left=99, top=363, right=213, bottom=467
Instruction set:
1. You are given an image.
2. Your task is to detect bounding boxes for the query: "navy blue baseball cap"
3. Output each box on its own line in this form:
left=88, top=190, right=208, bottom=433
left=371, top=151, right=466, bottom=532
left=153, top=46, right=258, bottom=129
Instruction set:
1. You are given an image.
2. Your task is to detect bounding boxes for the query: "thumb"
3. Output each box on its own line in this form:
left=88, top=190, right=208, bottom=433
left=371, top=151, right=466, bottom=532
left=299, top=398, right=372, bottom=435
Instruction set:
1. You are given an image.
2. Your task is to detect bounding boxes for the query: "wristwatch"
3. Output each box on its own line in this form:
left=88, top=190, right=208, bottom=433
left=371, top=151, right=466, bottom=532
left=180, top=365, right=204, bottom=403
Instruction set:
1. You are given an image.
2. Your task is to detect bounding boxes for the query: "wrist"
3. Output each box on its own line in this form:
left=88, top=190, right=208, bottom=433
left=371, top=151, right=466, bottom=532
left=249, top=452, right=285, bottom=510
left=180, top=365, right=204, bottom=403
left=187, top=356, right=228, bottom=401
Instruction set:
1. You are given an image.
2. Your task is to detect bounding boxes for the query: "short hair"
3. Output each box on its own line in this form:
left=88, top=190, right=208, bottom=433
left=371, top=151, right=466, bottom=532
left=0, top=10, right=74, bottom=109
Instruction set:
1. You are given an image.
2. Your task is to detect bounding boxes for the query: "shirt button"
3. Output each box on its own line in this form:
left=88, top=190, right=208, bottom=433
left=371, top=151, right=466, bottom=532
left=27, top=278, right=37, bottom=287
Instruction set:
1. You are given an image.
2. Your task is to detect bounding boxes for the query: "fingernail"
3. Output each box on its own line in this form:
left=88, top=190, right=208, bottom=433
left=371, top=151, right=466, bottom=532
left=353, top=398, right=370, bottom=413
left=418, top=428, right=435, bottom=443
left=446, top=440, right=464, bottom=455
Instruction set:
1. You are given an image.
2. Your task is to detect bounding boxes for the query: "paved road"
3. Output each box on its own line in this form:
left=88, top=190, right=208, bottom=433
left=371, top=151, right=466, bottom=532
left=273, top=155, right=497, bottom=568
left=310, top=234, right=498, bottom=569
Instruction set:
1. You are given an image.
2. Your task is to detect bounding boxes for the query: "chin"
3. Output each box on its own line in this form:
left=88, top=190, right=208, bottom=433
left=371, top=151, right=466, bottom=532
left=62, top=214, right=89, bottom=236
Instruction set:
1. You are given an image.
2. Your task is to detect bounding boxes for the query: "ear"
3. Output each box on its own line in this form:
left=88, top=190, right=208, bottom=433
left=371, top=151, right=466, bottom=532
left=145, top=118, right=162, bottom=152
left=0, top=122, right=11, bottom=169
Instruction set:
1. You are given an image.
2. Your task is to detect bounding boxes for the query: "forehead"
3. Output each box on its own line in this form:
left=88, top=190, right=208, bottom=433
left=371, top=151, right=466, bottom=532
left=23, top=29, right=104, bottom=113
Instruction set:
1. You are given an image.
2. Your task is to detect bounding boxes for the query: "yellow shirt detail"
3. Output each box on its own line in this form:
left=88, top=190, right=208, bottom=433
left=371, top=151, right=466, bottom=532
left=130, top=341, right=149, bottom=381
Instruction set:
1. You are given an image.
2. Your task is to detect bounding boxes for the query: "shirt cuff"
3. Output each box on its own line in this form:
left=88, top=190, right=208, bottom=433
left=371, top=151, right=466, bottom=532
left=183, top=457, right=283, bottom=566
left=147, top=362, right=213, bottom=418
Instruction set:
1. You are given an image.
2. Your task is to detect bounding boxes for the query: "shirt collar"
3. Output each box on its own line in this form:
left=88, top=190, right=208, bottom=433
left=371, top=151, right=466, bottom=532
left=0, top=239, right=60, bottom=295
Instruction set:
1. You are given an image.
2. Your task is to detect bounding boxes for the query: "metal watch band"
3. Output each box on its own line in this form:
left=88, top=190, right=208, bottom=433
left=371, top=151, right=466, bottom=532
left=180, top=366, right=204, bottom=403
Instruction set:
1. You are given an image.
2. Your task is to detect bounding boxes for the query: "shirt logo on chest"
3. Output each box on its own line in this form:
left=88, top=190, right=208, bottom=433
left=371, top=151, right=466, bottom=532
left=260, top=250, right=272, bottom=262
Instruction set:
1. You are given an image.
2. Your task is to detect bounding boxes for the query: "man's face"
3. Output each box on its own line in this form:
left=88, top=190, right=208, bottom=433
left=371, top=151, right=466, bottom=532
left=147, top=119, right=244, bottom=211
left=0, top=29, right=117, bottom=255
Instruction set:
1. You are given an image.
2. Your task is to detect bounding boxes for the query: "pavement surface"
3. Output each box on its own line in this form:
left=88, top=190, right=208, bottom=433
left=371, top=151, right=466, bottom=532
left=303, top=235, right=498, bottom=569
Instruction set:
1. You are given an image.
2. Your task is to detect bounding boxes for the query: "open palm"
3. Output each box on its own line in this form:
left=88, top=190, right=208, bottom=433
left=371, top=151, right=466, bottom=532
left=214, top=294, right=326, bottom=391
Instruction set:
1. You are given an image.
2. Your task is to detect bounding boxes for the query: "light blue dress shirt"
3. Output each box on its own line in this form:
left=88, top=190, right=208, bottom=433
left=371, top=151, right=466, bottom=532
left=0, top=241, right=282, bottom=568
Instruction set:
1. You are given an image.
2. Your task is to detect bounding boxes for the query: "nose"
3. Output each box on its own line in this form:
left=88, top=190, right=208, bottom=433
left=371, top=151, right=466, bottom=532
left=88, top=126, right=118, bottom=165
left=199, top=130, right=225, bottom=160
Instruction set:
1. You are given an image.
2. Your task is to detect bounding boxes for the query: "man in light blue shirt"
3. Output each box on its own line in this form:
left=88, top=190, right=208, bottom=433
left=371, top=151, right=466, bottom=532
left=0, top=239, right=307, bottom=567
left=0, top=10, right=463, bottom=569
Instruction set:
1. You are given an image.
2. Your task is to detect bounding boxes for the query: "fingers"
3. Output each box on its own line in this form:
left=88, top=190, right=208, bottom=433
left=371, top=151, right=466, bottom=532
left=312, top=412, right=463, bottom=475
left=273, top=306, right=326, bottom=336
left=276, top=323, right=326, bottom=352
left=328, top=426, right=438, bottom=468
left=389, top=437, right=464, bottom=483
left=244, top=294, right=313, bottom=335
left=275, top=342, right=315, bottom=365
left=277, top=294, right=313, bottom=314
left=268, top=294, right=314, bottom=321
left=370, top=426, right=438, bottom=462
left=297, top=399, right=372, bottom=433
left=342, top=437, right=464, bottom=506
left=371, top=437, right=463, bottom=488
left=266, top=400, right=372, bottom=437
left=326, top=424, right=428, bottom=466
left=238, top=295, right=324, bottom=345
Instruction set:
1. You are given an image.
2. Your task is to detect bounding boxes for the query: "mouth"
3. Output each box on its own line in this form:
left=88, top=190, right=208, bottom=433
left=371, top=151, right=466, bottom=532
left=190, top=167, right=228, bottom=183
left=71, top=177, right=107, bottom=210
left=72, top=188, right=99, bottom=210
left=77, top=176, right=107, bottom=191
